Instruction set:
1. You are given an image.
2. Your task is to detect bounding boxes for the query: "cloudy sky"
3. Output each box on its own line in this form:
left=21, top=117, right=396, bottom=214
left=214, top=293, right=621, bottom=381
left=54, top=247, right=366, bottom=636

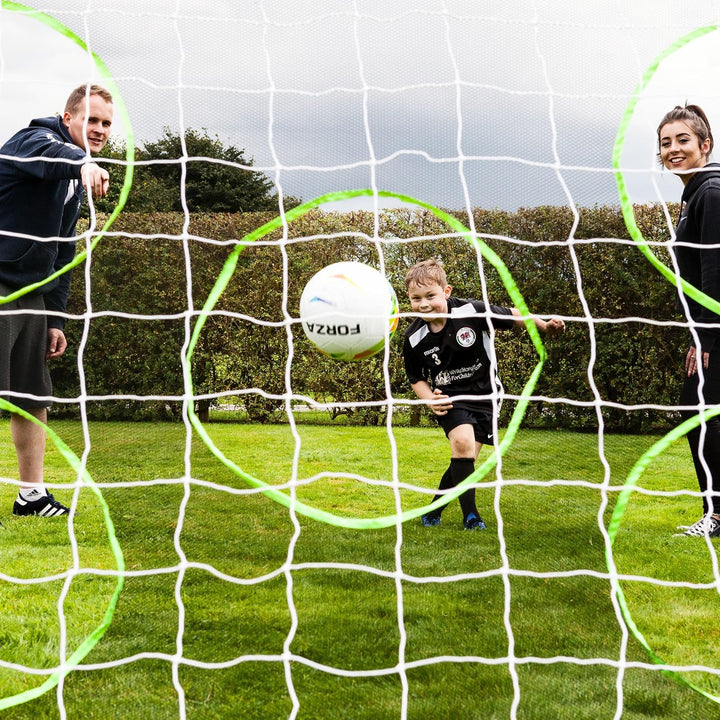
left=1, top=0, right=719, bottom=213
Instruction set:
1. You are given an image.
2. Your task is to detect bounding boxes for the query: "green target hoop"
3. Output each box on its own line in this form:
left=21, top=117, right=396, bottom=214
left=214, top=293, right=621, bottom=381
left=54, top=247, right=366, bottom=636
left=611, top=23, right=720, bottom=705
left=185, top=188, right=553, bottom=530
left=0, top=1, right=131, bottom=710
left=0, top=0, right=135, bottom=305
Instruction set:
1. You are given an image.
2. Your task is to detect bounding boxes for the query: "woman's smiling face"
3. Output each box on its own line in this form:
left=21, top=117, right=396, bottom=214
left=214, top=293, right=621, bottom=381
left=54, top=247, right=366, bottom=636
left=659, top=120, right=711, bottom=179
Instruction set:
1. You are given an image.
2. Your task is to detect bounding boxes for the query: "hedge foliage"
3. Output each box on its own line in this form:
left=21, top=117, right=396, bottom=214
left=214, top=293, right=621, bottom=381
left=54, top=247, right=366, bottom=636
left=51, top=204, right=687, bottom=433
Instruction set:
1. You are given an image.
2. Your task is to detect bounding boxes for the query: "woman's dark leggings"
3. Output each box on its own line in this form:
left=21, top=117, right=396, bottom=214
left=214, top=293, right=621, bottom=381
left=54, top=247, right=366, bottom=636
left=679, top=349, right=720, bottom=515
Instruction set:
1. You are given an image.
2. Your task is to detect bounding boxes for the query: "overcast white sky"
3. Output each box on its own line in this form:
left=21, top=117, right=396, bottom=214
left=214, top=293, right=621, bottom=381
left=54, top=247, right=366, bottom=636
left=0, top=0, right=719, bottom=212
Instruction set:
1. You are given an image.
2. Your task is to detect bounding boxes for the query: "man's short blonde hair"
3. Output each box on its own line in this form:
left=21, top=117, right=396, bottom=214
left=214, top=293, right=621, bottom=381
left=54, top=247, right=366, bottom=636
left=405, top=258, right=447, bottom=290
left=64, top=84, right=113, bottom=115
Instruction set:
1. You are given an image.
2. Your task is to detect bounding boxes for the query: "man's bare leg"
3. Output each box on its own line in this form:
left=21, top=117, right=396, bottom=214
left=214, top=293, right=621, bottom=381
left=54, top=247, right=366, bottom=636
left=11, top=409, right=46, bottom=486
left=11, top=409, right=69, bottom=516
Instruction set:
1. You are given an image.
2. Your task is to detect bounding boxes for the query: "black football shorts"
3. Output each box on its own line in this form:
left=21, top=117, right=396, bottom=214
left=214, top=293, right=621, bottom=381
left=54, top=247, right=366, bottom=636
left=436, top=406, right=495, bottom=445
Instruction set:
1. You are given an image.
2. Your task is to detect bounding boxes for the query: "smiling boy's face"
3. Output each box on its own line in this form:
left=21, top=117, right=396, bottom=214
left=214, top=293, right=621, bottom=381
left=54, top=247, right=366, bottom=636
left=407, top=280, right=451, bottom=318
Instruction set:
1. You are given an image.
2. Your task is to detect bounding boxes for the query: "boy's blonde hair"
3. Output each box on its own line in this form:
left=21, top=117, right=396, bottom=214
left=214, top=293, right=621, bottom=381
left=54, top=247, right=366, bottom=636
left=405, top=258, right=447, bottom=290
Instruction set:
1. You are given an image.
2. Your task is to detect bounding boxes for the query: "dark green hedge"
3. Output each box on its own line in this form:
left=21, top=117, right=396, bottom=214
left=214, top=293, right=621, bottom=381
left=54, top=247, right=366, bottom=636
left=50, top=204, right=686, bottom=432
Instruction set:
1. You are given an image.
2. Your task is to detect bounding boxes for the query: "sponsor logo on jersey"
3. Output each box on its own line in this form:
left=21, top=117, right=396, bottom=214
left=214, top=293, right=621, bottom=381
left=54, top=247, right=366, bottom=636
left=456, top=326, right=476, bottom=347
left=435, top=371, right=451, bottom=386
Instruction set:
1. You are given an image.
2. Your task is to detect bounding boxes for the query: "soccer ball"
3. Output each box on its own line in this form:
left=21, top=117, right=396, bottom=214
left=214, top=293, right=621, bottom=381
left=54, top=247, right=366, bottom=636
left=299, top=261, right=399, bottom=361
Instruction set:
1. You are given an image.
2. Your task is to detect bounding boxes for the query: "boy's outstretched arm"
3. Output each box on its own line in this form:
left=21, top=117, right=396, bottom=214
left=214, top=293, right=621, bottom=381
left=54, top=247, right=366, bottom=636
left=511, top=308, right=565, bottom=337
left=411, top=381, right=453, bottom=416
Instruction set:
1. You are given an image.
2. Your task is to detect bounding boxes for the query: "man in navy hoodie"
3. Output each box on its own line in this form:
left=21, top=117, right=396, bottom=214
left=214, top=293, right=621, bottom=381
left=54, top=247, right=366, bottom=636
left=0, top=84, right=112, bottom=517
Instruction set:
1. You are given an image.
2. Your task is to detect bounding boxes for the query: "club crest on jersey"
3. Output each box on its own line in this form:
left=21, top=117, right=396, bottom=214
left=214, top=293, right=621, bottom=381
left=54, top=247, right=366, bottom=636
left=456, top=326, right=476, bottom=347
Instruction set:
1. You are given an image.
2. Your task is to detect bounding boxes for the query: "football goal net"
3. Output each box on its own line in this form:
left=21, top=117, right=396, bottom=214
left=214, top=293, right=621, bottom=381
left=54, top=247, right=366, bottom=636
left=0, top=2, right=719, bottom=718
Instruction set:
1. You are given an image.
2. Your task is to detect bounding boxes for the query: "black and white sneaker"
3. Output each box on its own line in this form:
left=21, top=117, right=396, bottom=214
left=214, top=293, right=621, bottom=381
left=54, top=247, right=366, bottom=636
left=675, top=515, right=720, bottom=538
left=13, top=491, right=70, bottom=517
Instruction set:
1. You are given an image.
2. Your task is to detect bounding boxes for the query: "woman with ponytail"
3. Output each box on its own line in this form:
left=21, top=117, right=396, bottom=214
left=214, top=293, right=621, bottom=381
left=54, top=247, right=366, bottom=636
left=657, top=103, right=720, bottom=537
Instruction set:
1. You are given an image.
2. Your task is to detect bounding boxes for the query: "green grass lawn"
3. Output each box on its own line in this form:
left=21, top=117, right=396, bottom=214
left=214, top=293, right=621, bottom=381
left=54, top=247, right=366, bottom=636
left=0, top=419, right=718, bottom=719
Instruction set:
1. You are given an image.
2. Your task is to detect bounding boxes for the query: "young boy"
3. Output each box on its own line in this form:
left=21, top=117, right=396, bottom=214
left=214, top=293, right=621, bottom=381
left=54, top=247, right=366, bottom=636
left=403, top=258, right=565, bottom=530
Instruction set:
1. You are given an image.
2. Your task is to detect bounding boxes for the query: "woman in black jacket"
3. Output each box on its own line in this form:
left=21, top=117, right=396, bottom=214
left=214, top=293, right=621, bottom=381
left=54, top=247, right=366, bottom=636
left=657, top=104, right=720, bottom=537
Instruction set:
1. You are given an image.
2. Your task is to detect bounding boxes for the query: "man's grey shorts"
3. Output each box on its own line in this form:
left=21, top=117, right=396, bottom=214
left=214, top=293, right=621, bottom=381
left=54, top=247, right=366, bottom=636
left=0, top=283, right=52, bottom=410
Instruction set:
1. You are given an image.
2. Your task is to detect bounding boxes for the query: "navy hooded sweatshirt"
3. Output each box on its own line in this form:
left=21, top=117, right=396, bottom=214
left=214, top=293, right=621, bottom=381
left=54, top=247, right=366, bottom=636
left=0, top=115, right=86, bottom=329
left=673, top=162, right=720, bottom=354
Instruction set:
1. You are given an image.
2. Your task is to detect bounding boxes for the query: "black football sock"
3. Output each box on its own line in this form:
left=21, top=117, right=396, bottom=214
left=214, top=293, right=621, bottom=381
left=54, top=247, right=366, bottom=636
left=427, top=465, right=454, bottom=518
left=450, top=457, right=479, bottom=520
left=433, top=465, right=454, bottom=515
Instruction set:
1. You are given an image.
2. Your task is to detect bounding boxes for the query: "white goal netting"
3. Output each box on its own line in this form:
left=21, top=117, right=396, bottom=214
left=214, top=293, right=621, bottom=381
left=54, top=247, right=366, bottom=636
left=1, top=2, right=719, bottom=719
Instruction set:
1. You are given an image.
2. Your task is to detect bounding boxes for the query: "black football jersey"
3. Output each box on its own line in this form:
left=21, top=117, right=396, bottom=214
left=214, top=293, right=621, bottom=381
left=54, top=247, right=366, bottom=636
left=403, top=297, right=515, bottom=410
